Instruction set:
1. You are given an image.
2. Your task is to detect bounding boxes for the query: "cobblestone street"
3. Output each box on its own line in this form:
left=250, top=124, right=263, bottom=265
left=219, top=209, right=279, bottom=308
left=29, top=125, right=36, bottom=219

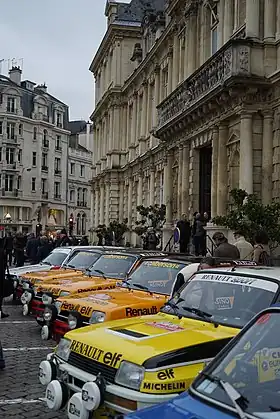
left=0, top=302, right=66, bottom=418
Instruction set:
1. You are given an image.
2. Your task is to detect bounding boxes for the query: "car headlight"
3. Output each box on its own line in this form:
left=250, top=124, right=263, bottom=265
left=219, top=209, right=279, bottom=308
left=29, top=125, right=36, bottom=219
left=115, top=361, right=144, bottom=390
left=22, top=282, right=30, bottom=290
left=54, top=301, right=62, bottom=314
left=13, top=279, right=19, bottom=289
left=89, top=311, right=106, bottom=324
left=43, top=307, right=53, bottom=322
left=42, top=293, right=53, bottom=305
left=21, top=290, right=33, bottom=304
left=56, top=338, right=71, bottom=362
left=59, top=291, right=70, bottom=298
left=68, top=314, right=78, bottom=330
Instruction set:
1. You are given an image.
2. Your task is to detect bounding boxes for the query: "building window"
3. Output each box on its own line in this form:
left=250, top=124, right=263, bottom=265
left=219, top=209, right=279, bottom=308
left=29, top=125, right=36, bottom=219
left=31, top=177, right=36, bottom=192
left=18, top=149, right=22, bottom=163
left=6, top=148, right=14, bottom=164
left=32, top=152, right=37, bottom=166
left=82, top=188, right=87, bottom=206
left=54, top=157, right=61, bottom=174
left=210, top=4, right=219, bottom=55
left=70, top=190, right=75, bottom=202
left=17, top=176, right=21, bottom=190
left=5, top=174, right=13, bottom=192
left=7, top=97, right=16, bottom=113
left=7, top=122, right=16, bottom=140
left=55, top=135, right=61, bottom=151
left=0, top=121, right=2, bottom=135
left=81, top=213, right=86, bottom=235
left=54, top=182, right=61, bottom=198
left=70, top=162, right=75, bottom=175
left=56, top=113, right=62, bottom=128
left=19, top=123, right=23, bottom=136
left=42, top=153, right=48, bottom=171
left=80, top=165, right=85, bottom=177
left=77, top=188, right=82, bottom=205
left=76, top=213, right=81, bottom=235
left=41, top=179, right=46, bottom=194
left=33, top=127, right=37, bottom=140
left=43, top=129, right=48, bottom=147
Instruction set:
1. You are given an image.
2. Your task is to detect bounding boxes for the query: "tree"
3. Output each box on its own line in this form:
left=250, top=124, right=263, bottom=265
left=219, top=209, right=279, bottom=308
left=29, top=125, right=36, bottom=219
left=134, top=204, right=166, bottom=236
left=107, top=219, right=129, bottom=245
left=212, top=189, right=280, bottom=250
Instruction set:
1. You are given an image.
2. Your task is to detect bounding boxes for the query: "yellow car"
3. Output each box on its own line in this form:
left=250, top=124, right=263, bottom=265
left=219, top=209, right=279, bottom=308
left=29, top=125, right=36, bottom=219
left=39, top=261, right=280, bottom=416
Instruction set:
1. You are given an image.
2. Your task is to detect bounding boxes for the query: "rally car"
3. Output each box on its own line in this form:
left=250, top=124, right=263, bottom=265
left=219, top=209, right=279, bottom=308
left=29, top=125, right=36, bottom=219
left=25, top=250, right=165, bottom=325
left=40, top=256, right=199, bottom=342
left=125, top=305, right=280, bottom=418
left=39, top=261, right=280, bottom=417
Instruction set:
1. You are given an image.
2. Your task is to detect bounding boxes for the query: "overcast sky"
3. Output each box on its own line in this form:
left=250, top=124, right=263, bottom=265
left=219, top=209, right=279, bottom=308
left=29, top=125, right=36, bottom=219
left=0, top=0, right=129, bottom=120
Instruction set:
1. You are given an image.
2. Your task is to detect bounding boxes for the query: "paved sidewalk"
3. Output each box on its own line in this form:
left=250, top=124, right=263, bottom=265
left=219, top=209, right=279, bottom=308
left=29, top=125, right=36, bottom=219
left=0, top=303, right=66, bottom=418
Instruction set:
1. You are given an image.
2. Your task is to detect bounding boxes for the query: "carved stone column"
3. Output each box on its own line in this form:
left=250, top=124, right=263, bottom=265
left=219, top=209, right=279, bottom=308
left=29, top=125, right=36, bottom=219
left=264, top=0, right=276, bottom=40
left=239, top=112, right=254, bottom=194
left=187, top=7, right=197, bottom=76
left=184, top=24, right=188, bottom=79
left=211, top=127, right=219, bottom=218
left=99, top=182, right=105, bottom=225
left=94, top=186, right=99, bottom=227
left=108, top=108, right=114, bottom=151
left=262, top=111, right=274, bottom=204
left=113, top=105, right=120, bottom=150
left=122, top=104, right=127, bottom=150
left=146, top=82, right=151, bottom=136
left=181, top=143, right=190, bottom=215
left=245, top=0, right=260, bottom=39
left=167, top=54, right=173, bottom=95
left=131, top=95, right=137, bottom=145
left=126, top=102, right=131, bottom=150
left=105, top=182, right=110, bottom=225
left=149, top=169, right=155, bottom=206
left=177, top=145, right=183, bottom=216
left=140, top=83, right=147, bottom=138
left=119, top=180, right=124, bottom=221
left=224, top=0, right=234, bottom=42
left=152, top=68, right=160, bottom=129
left=172, top=33, right=179, bottom=90
left=277, top=0, right=280, bottom=40
left=163, top=151, right=173, bottom=247
left=137, top=172, right=143, bottom=221
left=127, top=177, right=133, bottom=227
left=217, top=123, right=228, bottom=215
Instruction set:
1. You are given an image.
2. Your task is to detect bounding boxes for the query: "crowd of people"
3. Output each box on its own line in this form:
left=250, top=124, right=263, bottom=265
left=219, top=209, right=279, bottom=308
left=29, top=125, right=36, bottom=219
left=4, top=229, right=89, bottom=268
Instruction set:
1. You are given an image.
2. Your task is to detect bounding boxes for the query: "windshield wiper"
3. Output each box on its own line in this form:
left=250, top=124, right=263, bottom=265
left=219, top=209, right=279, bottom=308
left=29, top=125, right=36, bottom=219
left=93, top=269, right=107, bottom=280
left=43, top=261, right=51, bottom=266
left=201, top=372, right=248, bottom=419
left=162, top=300, right=183, bottom=319
left=66, top=264, right=75, bottom=269
left=132, top=283, right=151, bottom=292
left=182, top=306, right=219, bottom=328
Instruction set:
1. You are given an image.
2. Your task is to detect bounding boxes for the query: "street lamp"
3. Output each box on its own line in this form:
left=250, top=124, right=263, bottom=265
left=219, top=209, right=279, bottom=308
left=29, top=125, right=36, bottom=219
left=5, top=213, right=12, bottom=223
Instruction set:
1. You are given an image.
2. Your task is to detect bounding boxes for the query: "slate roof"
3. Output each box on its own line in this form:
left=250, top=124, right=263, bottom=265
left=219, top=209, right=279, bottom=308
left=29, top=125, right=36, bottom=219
left=68, top=120, right=87, bottom=134
left=116, top=0, right=165, bottom=23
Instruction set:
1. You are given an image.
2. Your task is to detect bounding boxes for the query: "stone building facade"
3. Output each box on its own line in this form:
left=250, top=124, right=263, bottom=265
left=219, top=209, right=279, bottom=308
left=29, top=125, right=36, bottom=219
left=91, top=0, right=280, bottom=246
left=0, top=67, right=70, bottom=233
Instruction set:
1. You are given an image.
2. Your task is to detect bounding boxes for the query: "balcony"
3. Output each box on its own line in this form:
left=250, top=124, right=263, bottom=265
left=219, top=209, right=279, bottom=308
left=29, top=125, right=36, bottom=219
left=54, top=194, right=61, bottom=200
left=1, top=188, right=22, bottom=198
left=6, top=108, right=18, bottom=114
left=54, top=169, right=61, bottom=176
left=2, top=162, right=19, bottom=171
left=2, top=134, right=18, bottom=145
left=77, top=201, right=87, bottom=207
left=41, top=192, right=48, bottom=200
left=41, top=165, right=48, bottom=172
left=156, top=39, right=263, bottom=136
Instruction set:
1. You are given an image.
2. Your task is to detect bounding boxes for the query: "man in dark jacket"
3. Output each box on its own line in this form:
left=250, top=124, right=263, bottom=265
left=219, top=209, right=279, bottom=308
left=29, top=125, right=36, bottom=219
left=177, top=214, right=191, bottom=253
left=0, top=236, right=9, bottom=319
left=5, top=232, right=14, bottom=266
left=212, top=232, right=240, bottom=259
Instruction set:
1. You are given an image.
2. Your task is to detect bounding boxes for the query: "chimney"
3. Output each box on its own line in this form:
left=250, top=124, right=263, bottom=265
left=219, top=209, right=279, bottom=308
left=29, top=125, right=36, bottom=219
left=37, top=83, right=47, bottom=93
left=9, top=66, right=22, bottom=85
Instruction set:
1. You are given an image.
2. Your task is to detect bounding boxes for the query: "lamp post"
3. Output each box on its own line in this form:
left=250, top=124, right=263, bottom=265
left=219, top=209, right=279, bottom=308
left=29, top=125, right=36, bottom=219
left=4, top=213, right=12, bottom=223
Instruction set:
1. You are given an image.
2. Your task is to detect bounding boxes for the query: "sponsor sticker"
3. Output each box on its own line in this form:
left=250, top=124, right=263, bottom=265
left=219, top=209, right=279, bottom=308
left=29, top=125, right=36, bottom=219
left=145, top=321, right=184, bottom=332
left=214, top=296, right=234, bottom=310
left=143, top=261, right=180, bottom=269
left=256, top=313, right=271, bottom=325
left=142, top=381, right=186, bottom=393
left=70, top=340, right=122, bottom=367
left=92, top=293, right=111, bottom=300
left=148, top=280, right=169, bottom=288
left=193, top=273, right=278, bottom=292
left=103, top=255, right=128, bottom=259
left=126, top=306, right=158, bottom=317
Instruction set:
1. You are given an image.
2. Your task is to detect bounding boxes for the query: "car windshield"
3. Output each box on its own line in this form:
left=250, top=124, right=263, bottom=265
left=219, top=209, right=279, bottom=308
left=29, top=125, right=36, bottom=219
left=194, top=311, right=280, bottom=417
left=123, top=260, right=186, bottom=294
left=162, top=271, right=278, bottom=328
left=88, top=254, right=136, bottom=279
left=42, top=250, right=71, bottom=266
left=65, top=251, right=101, bottom=269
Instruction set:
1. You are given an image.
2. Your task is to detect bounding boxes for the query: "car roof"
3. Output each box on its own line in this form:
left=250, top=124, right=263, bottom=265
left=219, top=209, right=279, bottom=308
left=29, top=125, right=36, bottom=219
left=198, top=265, right=280, bottom=282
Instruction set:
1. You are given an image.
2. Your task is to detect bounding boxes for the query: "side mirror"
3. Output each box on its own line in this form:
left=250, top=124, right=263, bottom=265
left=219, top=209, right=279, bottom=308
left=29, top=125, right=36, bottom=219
left=171, top=273, right=185, bottom=298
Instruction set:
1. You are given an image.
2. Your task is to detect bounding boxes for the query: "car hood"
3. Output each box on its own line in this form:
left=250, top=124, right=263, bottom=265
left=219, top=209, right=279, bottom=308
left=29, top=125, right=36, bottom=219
left=124, top=392, right=234, bottom=419
left=65, top=313, right=239, bottom=367
left=59, top=287, right=169, bottom=316
left=38, top=277, right=118, bottom=293
left=21, top=269, right=82, bottom=281
left=10, top=264, right=51, bottom=276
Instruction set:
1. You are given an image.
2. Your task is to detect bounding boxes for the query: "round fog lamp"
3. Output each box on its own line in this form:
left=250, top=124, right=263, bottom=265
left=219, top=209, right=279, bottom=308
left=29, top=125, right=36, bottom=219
left=22, top=304, right=29, bottom=316
left=22, top=282, right=30, bottom=290
left=45, top=380, right=68, bottom=411
left=41, top=325, right=51, bottom=341
left=43, top=308, right=53, bottom=322
left=39, top=360, right=56, bottom=385
left=81, top=381, right=101, bottom=411
left=68, top=314, right=77, bottom=330
left=68, top=393, right=89, bottom=419
left=42, top=294, right=53, bottom=305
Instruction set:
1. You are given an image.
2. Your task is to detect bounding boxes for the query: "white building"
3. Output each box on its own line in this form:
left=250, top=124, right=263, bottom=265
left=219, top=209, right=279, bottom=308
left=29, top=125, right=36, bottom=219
left=0, top=66, right=70, bottom=233
left=68, top=121, right=93, bottom=237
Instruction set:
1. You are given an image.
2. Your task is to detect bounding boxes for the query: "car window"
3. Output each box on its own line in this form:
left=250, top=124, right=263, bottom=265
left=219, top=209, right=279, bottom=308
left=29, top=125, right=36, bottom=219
left=123, top=260, right=186, bottom=294
left=88, top=254, right=136, bottom=279
left=163, top=271, right=278, bottom=328
left=42, top=250, right=70, bottom=266
left=65, top=251, right=101, bottom=269
left=194, top=311, right=280, bottom=417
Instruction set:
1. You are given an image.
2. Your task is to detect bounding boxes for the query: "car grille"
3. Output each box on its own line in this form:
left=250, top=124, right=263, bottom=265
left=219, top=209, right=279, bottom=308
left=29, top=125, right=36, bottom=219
left=68, top=352, right=117, bottom=383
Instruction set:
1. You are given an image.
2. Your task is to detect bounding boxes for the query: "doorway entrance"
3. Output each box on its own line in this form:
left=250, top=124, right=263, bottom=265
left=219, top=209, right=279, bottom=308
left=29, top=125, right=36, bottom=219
left=199, top=146, right=212, bottom=217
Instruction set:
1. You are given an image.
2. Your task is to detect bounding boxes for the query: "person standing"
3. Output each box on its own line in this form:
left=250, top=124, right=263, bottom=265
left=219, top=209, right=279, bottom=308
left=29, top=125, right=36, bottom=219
left=5, top=232, right=14, bottom=266
left=192, top=213, right=206, bottom=256
left=176, top=214, right=191, bottom=253
left=36, top=236, right=52, bottom=262
left=0, top=236, right=9, bottom=319
left=233, top=231, right=253, bottom=260
left=253, top=231, right=271, bottom=265
left=13, top=232, right=25, bottom=267
left=80, top=236, right=89, bottom=246
left=212, top=232, right=240, bottom=259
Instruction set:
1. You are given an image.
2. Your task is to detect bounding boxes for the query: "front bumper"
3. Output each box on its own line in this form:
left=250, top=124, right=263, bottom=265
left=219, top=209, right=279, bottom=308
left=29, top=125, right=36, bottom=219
left=42, top=356, right=177, bottom=416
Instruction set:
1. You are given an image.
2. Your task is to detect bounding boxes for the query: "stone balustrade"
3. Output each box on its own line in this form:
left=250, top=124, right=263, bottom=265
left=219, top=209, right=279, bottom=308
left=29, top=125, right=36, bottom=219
left=157, top=39, right=251, bottom=129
